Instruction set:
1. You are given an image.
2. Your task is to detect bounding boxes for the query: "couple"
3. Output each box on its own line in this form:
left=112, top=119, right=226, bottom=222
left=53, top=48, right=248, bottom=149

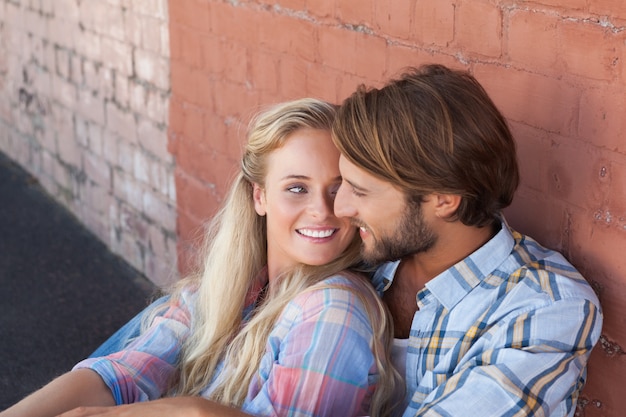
left=3, top=64, right=602, bottom=417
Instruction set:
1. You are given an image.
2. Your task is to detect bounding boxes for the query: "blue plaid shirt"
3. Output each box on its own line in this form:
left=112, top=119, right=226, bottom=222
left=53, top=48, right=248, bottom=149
left=373, top=220, right=602, bottom=417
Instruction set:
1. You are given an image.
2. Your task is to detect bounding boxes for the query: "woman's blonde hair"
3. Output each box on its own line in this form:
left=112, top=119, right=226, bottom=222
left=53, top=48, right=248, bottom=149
left=169, top=98, right=402, bottom=416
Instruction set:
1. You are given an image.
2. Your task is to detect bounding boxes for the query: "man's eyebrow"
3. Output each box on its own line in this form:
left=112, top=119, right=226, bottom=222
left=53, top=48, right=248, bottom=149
left=344, top=178, right=369, bottom=193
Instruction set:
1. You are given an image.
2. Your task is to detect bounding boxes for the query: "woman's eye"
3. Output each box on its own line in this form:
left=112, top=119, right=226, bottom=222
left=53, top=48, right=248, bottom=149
left=287, top=185, right=306, bottom=194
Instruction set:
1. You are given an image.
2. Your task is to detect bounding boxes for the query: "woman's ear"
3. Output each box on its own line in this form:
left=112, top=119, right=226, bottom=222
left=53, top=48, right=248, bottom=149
left=434, top=193, right=462, bottom=220
left=253, top=183, right=267, bottom=216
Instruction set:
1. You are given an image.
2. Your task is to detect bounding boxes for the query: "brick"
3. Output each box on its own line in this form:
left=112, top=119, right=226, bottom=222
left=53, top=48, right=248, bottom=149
left=23, top=7, right=47, bottom=38
left=160, top=20, right=170, bottom=58
left=258, top=13, right=316, bottom=62
left=374, top=0, right=412, bottom=39
left=508, top=122, right=550, bottom=193
left=170, top=61, right=213, bottom=108
left=55, top=47, right=70, bottom=79
left=212, top=80, right=259, bottom=119
left=145, top=252, right=178, bottom=287
left=100, top=37, right=133, bottom=76
left=208, top=39, right=247, bottom=84
left=336, top=0, right=374, bottom=25
left=133, top=148, right=151, bottom=184
left=306, top=0, right=336, bottom=19
left=81, top=180, right=110, bottom=215
left=273, top=0, right=306, bottom=9
left=114, top=75, right=130, bottom=108
left=121, top=194, right=153, bottom=241
left=80, top=202, right=111, bottom=246
left=57, top=135, right=81, bottom=168
left=559, top=20, right=620, bottom=81
left=209, top=1, right=259, bottom=44
left=87, top=122, right=104, bottom=156
left=278, top=56, right=308, bottom=99
left=144, top=89, right=169, bottom=126
left=201, top=112, right=232, bottom=156
left=77, top=88, right=105, bottom=124
left=137, top=118, right=172, bottom=163
left=589, top=0, right=626, bottom=20
left=318, top=26, right=358, bottom=72
left=114, top=229, right=145, bottom=272
left=579, top=86, right=626, bottom=153
left=113, top=170, right=144, bottom=212
left=337, top=73, right=369, bottom=103
left=70, top=53, right=83, bottom=85
left=79, top=0, right=125, bottom=41
left=508, top=10, right=559, bottom=70
left=115, top=136, right=135, bottom=172
left=412, top=0, right=454, bottom=46
left=455, top=1, right=502, bottom=58
left=52, top=0, right=80, bottom=21
left=124, top=11, right=144, bottom=48
left=143, top=190, right=176, bottom=231
left=474, top=65, right=579, bottom=136
left=174, top=26, right=203, bottom=69
left=170, top=0, right=210, bottom=33
left=354, top=32, right=387, bottom=81
left=131, top=0, right=167, bottom=20
left=175, top=169, right=220, bottom=225
left=141, top=15, right=165, bottom=53
left=51, top=74, right=77, bottom=108
left=73, top=29, right=101, bottom=62
left=306, top=64, right=343, bottom=103
left=105, top=101, right=137, bottom=141
left=249, top=49, right=279, bottom=93
left=33, top=66, right=54, bottom=99
left=134, top=48, right=170, bottom=90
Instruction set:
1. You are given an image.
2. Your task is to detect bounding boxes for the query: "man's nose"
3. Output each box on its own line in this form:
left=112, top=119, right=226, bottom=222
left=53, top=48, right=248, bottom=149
left=333, top=183, right=354, bottom=219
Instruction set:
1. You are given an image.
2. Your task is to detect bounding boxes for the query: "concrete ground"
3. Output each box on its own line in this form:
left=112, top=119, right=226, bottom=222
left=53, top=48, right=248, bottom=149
left=0, top=151, right=157, bottom=410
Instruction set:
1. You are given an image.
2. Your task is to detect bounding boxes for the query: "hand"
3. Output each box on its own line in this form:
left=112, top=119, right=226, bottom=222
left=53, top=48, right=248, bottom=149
left=56, top=397, right=252, bottom=417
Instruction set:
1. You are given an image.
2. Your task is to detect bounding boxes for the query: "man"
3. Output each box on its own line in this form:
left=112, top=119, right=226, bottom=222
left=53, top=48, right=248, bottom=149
left=331, top=64, right=602, bottom=416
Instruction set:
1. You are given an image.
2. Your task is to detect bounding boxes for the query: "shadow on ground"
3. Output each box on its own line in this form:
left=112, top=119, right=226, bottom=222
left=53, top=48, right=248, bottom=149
left=0, top=151, right=158, bottom=410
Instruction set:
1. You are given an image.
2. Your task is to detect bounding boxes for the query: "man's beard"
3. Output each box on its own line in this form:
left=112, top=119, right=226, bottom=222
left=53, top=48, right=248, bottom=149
left=360, top=199, right=437, bottom=265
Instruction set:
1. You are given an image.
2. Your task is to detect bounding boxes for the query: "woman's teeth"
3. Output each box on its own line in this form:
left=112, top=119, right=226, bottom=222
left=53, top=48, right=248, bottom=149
left=298, top=229, right=335, bottom=238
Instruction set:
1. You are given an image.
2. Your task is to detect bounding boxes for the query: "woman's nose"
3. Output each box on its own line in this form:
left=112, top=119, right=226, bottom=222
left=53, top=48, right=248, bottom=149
left=309, top=190, right=334, bottom=218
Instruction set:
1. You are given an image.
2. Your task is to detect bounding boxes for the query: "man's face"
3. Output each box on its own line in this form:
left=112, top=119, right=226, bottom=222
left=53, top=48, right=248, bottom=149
left=334, top=155, right=437, bottom=265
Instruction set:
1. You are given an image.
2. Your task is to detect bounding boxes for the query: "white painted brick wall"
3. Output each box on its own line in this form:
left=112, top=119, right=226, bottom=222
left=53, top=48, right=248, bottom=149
left=0, top=0, right=177, bottom=287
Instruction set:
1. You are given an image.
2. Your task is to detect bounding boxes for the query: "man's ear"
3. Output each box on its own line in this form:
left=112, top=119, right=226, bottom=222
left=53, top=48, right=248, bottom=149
left=253, top=183, right=266, bottom=216
left=433, top=193, right=462, bottom=220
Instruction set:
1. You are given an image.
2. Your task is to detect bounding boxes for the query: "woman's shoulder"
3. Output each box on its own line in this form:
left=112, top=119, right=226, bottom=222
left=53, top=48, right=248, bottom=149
left=289, top=271, right=378, bottom=314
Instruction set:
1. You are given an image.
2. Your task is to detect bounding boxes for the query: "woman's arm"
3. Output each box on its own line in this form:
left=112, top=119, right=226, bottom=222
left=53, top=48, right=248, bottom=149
left=55, top=397, right=253, bottom=417
left=0, top=369, right=115, bottom=417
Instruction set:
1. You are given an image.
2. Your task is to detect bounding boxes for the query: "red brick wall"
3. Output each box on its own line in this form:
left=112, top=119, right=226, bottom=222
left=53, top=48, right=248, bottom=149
left=168, top=1, right=626, bottom=414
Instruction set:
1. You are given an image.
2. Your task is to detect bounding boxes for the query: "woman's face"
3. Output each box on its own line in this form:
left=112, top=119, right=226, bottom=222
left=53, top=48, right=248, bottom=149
left=253, top=128, right=356, bottom=279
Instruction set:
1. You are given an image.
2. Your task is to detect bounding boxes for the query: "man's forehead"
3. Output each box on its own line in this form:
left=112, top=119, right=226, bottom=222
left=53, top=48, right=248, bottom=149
left=338, top=155, right=394, bottom=193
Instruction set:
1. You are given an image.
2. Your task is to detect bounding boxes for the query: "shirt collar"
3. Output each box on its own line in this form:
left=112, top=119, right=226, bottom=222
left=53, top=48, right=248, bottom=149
left=372, top=219, right=515, bottom=311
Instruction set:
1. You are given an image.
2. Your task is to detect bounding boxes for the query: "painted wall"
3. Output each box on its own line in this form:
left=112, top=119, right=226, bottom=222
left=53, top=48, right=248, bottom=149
left=0, top=0, right=177, bottom=286
left=168, top=1, right=625, bottom=415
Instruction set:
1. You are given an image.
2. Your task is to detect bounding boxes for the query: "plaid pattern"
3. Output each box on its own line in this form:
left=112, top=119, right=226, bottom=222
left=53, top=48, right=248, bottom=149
left=75, top=275, right=380, bottom=417
left=373, top=220, right=602, bottom=417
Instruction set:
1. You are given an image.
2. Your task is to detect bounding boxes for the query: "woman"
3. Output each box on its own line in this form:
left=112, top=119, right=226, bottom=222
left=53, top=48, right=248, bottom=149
left=2, top=99, right=402, bottom=417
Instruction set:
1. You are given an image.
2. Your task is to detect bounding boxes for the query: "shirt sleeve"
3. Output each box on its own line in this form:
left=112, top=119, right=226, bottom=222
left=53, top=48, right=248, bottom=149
left=408, top=297, right=602, bottom=417
left=242, top=280, right=379, bottom=417
left=73, top=292, right=193, bottom=404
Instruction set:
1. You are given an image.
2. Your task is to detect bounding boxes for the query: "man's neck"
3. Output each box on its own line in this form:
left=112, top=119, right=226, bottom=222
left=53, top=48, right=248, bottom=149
left=384, top=222, right=498, bottom=338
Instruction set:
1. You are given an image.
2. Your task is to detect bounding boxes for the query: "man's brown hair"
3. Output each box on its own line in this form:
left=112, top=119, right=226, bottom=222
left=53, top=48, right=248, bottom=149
left=332, top=64, right=519, bottom=228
